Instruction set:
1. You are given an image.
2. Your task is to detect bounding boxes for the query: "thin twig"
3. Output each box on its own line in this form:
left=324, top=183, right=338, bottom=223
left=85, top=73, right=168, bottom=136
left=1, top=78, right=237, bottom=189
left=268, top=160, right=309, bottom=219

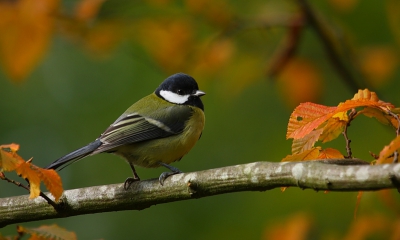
left=0, top=172, right=30, bottom=191
left=342, top=108, right=357, bottom=158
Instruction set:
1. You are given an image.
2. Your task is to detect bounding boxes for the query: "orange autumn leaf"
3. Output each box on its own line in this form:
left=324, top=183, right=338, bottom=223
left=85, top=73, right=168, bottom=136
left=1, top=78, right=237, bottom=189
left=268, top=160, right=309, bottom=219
left=376, top=135, right=400, bottom=164
left=319, top=113, right=348, bottom=143
left=282, top=147, right=321, bottom=162
left=1, top=144, right=63, bottom=201
left=38, top=168, right=63, bottom=202
left=336, top=89, right=394, bottom=113
left=291, top=128, right=323, bottom=154
left=1, top=143, right=19, bottom=152
left=287, top=89, right=394, bottom=140
left=317, top=148, right=344, bottom=159
left=16, top=162, right=63, bottom=201
left=17, top=224, right=77, bottom=240
left=0, top=144, right=24, bottom=171
left=352, top=89, right=381, bottom=101
left=358, top=107, right=399, bottom=129
left=0, top=0, right=59, bottom=82
left=16, top=161, right=41, bottom=199
left=287, top=102, right=337, bottom=139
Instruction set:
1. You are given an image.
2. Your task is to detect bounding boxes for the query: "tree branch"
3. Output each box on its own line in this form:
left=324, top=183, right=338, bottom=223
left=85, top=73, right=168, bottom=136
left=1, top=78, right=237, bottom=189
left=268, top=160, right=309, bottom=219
left=1, top=161, right=399, bottom=227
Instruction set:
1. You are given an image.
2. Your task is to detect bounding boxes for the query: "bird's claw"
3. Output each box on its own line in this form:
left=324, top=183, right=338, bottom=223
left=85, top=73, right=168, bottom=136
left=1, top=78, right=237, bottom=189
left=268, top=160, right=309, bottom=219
left=124, top=177, right=140, bottom=190
left=158, top=170, right=182, bottom=186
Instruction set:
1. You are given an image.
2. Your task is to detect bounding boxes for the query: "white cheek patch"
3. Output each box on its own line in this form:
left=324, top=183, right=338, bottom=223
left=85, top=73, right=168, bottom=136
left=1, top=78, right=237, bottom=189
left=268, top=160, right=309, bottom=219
left=160, top=90, right=190, bottom=104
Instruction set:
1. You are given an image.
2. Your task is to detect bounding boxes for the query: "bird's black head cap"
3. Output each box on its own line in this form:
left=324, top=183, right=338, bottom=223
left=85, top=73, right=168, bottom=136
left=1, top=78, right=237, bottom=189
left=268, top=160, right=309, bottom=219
left=156, top=73, right=205, bottom=110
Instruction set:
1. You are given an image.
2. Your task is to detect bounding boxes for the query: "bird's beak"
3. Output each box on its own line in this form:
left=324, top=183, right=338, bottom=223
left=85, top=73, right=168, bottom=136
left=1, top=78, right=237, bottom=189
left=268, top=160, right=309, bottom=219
left=194, top=90, right=206, bottom=97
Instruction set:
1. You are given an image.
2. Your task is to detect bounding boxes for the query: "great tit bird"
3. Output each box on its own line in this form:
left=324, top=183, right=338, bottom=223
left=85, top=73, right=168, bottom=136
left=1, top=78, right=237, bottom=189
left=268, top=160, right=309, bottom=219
left=46, top=73, right=205, bottom=189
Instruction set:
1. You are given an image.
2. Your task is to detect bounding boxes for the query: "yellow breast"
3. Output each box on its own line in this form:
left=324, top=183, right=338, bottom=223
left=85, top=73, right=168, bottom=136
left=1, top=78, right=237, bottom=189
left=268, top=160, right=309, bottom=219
left=115, top=107, right=205, bottom=168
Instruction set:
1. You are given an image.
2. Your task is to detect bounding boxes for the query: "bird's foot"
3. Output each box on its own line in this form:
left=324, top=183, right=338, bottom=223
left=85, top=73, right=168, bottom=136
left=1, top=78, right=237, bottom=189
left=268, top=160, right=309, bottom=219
left=124, top=176, right=140, bottom=190
left=158, top=171, right=182, bottom=186
left=158, top=162, right=182, bottom=186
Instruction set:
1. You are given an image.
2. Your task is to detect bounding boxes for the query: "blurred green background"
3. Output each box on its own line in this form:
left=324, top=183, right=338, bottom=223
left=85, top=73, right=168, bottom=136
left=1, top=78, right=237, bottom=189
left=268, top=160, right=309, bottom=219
left=1, top=0, right=399, bottom=239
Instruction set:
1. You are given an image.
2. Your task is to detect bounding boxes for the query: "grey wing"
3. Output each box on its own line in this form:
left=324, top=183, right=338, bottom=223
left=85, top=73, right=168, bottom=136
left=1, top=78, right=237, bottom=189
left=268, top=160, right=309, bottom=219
left=94, top=106, right=192, bottom=153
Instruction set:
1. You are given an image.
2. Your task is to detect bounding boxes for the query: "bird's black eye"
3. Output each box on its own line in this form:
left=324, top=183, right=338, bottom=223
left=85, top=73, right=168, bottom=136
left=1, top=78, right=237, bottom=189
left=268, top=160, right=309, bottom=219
left=177, top=89, right=184, bottom=95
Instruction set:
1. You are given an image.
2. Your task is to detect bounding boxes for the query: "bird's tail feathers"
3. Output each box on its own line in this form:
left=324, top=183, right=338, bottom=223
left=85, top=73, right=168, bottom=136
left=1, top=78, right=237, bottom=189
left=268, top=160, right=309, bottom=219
left=46, top=139, right=102, bottom=170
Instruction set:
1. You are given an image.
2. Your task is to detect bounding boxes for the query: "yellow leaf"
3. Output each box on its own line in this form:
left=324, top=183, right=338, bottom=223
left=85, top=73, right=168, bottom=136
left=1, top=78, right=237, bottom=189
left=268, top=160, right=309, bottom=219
left=282, top=147, right=321, bottom=162
left=332, top=111, right=349, bottom=120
